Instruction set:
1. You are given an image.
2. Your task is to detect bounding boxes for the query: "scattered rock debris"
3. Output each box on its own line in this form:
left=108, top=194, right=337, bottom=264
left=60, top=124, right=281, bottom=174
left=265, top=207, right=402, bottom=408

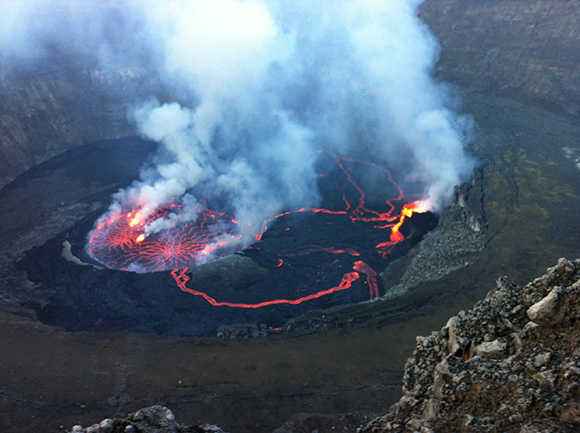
left=69, top=259, right=580, bottom=433
left=359, top=258, right=580, bottom=433
left=68, top=405, right=227, bottom=433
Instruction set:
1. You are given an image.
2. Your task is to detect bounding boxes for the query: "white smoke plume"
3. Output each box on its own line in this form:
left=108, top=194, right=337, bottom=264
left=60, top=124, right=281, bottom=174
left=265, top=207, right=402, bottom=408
left=1, top=0, right=475, bottom=256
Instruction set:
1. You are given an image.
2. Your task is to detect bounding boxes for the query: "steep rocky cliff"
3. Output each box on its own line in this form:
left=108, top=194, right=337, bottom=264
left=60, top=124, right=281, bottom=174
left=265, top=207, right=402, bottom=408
left=0, top=56, right=162, bottom=188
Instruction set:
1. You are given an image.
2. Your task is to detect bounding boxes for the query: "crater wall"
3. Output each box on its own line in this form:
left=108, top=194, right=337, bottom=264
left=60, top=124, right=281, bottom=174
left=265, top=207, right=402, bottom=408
left=421, top=0, right=580, bottom=117
left=0, top=0, right=579, bottom=190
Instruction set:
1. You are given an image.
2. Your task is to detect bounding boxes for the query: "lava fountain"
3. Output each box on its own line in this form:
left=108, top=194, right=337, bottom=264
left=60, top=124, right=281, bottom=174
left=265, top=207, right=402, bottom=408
left=88, top=151, right=429, bottom=309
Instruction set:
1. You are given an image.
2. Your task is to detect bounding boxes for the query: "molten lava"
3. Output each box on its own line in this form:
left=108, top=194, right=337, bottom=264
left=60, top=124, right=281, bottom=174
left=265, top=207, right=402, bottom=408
left=89, top=205, right=240, bottom=272
left=88, top=152, right=428, bottom=308
left=388, top=201, right=429, bottom=244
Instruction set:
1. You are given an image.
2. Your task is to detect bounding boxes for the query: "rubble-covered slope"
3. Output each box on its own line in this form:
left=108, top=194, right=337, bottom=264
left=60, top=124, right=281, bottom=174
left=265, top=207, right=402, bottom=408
left=361, top=258, right=580, bottom=433
left=70, top=259, right=580, bottom=433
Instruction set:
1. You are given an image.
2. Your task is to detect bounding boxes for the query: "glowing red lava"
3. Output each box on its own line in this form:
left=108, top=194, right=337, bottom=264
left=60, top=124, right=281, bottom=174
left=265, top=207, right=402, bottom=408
left=171, top=267, right=361, bottom=308
left=88, top=152, right=427, bottom=308
left=89, top=204, right=240, bottom=272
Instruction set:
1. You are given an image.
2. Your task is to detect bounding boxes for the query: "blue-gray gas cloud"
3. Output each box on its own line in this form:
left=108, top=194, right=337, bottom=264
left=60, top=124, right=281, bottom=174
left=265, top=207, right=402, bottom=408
left=1, top=0, right=475, bottom=260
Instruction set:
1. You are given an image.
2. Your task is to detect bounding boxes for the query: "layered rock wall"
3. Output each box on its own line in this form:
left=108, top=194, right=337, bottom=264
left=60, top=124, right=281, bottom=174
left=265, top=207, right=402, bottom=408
left=0, top=58, right=159, bottom=188
left=1, top=0, right=579, bottom=189
left=421, top=0, right=580, bottom=117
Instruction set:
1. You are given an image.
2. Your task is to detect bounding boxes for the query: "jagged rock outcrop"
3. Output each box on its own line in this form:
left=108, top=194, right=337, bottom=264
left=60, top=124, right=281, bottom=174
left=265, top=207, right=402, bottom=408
left=67, top=259, right=580, bottom=433
left=69, top=405, right=227, bottom=433
left=360, top=258, right=580, bottom=433
left=380, top=168, right=487, bottom=300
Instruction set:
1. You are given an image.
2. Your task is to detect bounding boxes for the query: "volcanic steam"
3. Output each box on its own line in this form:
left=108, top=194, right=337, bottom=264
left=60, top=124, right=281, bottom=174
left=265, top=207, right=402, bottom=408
left=90, top=0, right=474, bottom=261
left=2, top=1, right=475, bottom=303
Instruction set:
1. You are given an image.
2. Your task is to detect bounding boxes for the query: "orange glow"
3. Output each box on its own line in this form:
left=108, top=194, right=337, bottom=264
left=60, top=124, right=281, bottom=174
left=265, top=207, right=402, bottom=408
left=171, top=266, right=363, bottom=308
left=390, top=201, right=429, bottom=242
left=402, top=201, right=429, bottom=217
left=389, top=222, right=405, bottom=242
left=128, top=212, right=142, bottom=228
left=89, top=152, right=432, bottom=309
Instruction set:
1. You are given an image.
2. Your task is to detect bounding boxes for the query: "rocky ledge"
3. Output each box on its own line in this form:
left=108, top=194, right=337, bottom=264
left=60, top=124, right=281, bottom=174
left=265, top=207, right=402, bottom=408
left=360, top=258, right=580, bottom=433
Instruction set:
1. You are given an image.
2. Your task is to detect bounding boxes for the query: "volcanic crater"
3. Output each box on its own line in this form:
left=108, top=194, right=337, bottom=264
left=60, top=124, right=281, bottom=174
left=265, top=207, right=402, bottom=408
left=13, top=138, right=437, bottom=336
left=1, top=1, right=580, bottom=432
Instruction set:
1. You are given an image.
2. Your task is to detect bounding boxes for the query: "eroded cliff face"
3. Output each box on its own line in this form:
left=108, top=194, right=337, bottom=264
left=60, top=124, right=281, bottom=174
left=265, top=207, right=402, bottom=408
left=1, top=0, right=579, bottom=190
left=420, top=0, right=580, bottom=117
left=0, top=55, right=161, bottom=188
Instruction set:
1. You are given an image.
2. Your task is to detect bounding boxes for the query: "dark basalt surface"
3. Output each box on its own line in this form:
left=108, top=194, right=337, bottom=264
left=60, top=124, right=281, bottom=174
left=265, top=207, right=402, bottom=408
left=14, top=139, right=437, bottom=336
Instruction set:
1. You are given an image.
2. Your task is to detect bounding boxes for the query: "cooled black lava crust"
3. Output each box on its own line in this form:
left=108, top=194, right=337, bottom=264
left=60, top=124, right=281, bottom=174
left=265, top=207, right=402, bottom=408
left=16, top=138, right=437, bottom=336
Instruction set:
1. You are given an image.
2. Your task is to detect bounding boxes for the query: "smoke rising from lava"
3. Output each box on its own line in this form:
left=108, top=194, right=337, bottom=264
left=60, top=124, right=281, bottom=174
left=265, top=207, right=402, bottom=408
left=1, top=0, right=475, bottom=259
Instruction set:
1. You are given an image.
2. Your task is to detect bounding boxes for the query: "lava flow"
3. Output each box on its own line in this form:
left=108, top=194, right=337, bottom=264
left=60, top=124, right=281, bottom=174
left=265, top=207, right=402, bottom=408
left=88, top=204, right=240, bottom=272
left=88, top=152, right=428, bottom=308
